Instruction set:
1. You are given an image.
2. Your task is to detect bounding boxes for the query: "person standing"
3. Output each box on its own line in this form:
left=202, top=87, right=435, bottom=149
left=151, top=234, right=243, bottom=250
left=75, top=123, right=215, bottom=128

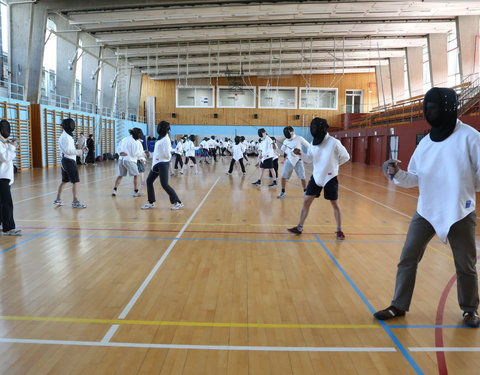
left=183, top=135, right=199, bottom=174
left=373, top=87, right=480, bottom=328
left=54, top=118, right=87, bottom=209
left=141, top=121, right=183, bottom=210
left=173, top=136, right=185, bottom=175
left=226, top=136, right=246, bottom=175
left=111, top=128, right=145, bottom=197
left=85, top=134, right=96, bottom=165
left=287, top=118, right=349, bottom=239
left=251, top=128, right=277, bottom=187
left=76, top=132, right=87, bottom=165
left=277, top=126, right=310, bottom=198
left=0, top=120, right=21, bottom=235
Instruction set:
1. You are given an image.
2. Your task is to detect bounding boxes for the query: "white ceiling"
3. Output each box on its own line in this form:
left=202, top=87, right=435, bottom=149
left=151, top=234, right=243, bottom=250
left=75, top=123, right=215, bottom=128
left=47, top=1, right=480, bottom=80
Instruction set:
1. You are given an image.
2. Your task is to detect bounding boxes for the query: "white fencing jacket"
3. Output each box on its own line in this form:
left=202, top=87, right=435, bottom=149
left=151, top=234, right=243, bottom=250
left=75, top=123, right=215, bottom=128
left=302, top=134, right=350, bottom=186
left=0, top=140, right=17, bottom=184
left=393, top=120, right=480, bottom=242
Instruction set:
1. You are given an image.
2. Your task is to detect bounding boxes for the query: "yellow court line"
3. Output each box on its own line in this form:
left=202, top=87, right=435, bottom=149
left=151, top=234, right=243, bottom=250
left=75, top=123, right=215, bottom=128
left=0, top=316, right=378, bottom=329
left=16, top=218, right=401, bottom=229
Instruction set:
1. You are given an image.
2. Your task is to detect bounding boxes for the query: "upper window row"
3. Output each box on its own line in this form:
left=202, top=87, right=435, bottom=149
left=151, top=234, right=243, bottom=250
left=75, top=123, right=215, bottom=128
left=176, top=86, right=338, bottom=110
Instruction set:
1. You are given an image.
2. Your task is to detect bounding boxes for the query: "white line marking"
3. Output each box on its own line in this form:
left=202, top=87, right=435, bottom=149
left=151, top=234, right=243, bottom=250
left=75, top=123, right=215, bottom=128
left=340, top=172, right=418, bottom=199
left=13, top=174, right=116, bottom=204
left=342, top=185, right=412, bottom=219
left=409, top=347, right=480, bottom=352
left=101, top=176, right=221, bottom=343
left=0, top=338, right=395, bottom=352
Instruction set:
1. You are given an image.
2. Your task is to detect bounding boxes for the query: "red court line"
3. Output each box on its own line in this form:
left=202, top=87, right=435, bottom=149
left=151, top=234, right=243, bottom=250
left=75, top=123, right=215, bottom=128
left=20, top=226, right=409, bottom=236
left=435, top=274, right=457, bottom=375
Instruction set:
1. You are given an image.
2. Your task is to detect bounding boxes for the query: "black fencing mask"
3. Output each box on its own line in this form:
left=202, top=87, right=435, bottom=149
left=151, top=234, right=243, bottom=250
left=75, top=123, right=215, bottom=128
left=61, top=118, right=75, bottom=137
left=130, top=127, right=144, bottom=140
left=240, top=136, right=245, bottom=142
left=189, top=134, right=196, bottom=142
left=157, top=121, right=170, bottom=139
left=258, top=128, right=266, bottom=138
left=310, top=118, right=329, bottom=145
left=234, top=136, right=241, bottom=145
left=423, top=87, right=458, bottom=142
left=283, top=126, right=294, bottom=139
left=0, top=119, right=11, bottom=139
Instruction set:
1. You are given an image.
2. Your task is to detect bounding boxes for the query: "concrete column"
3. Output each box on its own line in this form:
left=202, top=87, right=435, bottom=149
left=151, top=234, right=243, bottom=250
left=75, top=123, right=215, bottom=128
left=51, top=14, right=79, bottom=106
left=100, top=49, right=116, bottom=111
left=375, top=64, right=392, bottom=107
left=128, top=70, right=142, bottom=117
left=406, top=46, right=424, bottom=97
left=10, top=2, right=48, bottom=102
left=389, top=56, right=405, bottom=102
left=456, top=16, right=480, bottom=79
left=80, top=34, right=100, bottom=107
left=428, top=33, right=448, bottom=86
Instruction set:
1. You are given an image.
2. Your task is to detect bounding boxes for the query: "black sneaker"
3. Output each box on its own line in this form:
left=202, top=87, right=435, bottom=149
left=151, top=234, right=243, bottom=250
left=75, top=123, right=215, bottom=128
left=463, top=311, right=480, bottom=328
left=373, top=305, right=406, bottom=321
left=287, top=226, right=302, bottom=235
left=251, top=181, right=261, bottom=186
left=268, top=181, right=278, bottom=187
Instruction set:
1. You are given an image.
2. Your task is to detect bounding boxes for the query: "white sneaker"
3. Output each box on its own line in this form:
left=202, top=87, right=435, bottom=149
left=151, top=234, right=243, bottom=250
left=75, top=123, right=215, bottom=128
left=141, top=202, right=155, bottom=209
left=72, top=201, right=87, bottom=209
left=53, top=200, right=64, bottom=206
left=132, top=191, right=143, bottom=197
left=180, top=171, right=184, bottom=175
left=111, top=189, right=117, bottom=197
left=277, top=191, right=286, bottom=199
left=3, top=228, right=22, bottom=236
left=170, top=202, right=184, bottom=210
left=226, top=172, right=231, bottom=175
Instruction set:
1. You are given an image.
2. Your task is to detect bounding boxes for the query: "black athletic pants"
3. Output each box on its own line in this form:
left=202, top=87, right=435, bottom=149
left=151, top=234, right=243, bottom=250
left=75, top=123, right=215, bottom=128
left=146, top=162, right=181, bottom=204
left=228, top=158, right=246, bottom=173
left=0, top=178, right=15, bottom=232
left=174, top=154, right=183, bottom=169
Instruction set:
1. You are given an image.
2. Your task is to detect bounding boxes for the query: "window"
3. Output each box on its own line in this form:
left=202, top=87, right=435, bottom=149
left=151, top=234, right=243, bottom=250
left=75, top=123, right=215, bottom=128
left=217, top=86, right=255, bottom=108
left=300, top=88, right=337, bottom=110
left=176, top=86, right=214, bottom=108
left=345, top=90, right=363, bottom=113
left=447, top=30, right=460, bottom=87
left=259, top=87, right=297, bottom=109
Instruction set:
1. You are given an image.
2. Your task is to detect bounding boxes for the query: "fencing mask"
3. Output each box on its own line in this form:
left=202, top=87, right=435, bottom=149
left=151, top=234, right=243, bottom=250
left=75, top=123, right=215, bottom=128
left=130, top=127, right=144, bottom=140
left=423, top=87, right=458, bottom=142
left=0, top=119, right=11, bottom=139
left=283, top=126, right=294, bottom=139
left=61, top=118, right=76, bottom=137
left=310, top=118, right=329, bottom=145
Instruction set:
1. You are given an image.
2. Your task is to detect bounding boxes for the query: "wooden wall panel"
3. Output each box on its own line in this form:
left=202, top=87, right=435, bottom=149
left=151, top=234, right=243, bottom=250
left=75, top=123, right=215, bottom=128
left=138, top=73, right=378, bottom=128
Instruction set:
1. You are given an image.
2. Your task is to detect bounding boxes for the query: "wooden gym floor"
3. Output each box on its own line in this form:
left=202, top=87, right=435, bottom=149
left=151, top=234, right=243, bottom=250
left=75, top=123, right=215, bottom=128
left=0, top=157, right=479, bottom=375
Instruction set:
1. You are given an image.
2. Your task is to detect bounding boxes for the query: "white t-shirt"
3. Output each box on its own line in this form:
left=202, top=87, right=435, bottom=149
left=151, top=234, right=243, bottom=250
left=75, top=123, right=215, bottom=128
left=59, top=131, right=82, bottom=161
left=302, top=134, right=350, bottom=187
left=184, top=140, right=196, bottom=157
left=281, top=135, right=310, bottom=166
left=393, top=120, right=480, bottom=242
left=0, top=141, right=17, bottom=184
left=152, top=135, right=172, bottom=164
left=119, top=136, right=144, bottom=163
left=259, top=136, right=274, bottom=160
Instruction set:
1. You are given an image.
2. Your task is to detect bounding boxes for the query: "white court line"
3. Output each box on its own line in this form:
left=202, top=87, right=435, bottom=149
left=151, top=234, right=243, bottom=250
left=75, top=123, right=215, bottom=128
left=13, top=173, right=116, bottom=204
left=11, top=168, right=100, bottom=191
left=0, top=338, right=395, bottom=352
left=341, top=185, right=412, bottom=219
left=340, top=172, right=418, bottom=199
left=101, top=176, right=221, bottom=343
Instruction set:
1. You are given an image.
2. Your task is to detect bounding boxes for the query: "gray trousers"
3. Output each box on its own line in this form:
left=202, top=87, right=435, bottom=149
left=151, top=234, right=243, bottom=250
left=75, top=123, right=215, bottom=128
left=392, top=212, right=479, bottom=312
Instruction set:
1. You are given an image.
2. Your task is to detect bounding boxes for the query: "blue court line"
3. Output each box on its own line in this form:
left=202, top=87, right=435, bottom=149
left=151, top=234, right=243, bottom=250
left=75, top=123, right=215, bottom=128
left=1, top=230, right=51, bottom=254
left=390, top=325, right=467, bottom=329
left=313, top=234, right=424, bottom=375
